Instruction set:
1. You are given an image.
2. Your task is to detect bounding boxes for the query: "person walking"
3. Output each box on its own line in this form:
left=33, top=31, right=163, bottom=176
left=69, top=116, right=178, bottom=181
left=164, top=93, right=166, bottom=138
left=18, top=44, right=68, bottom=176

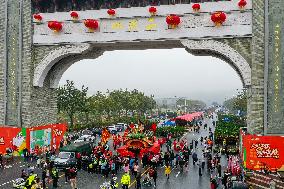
left=69, top=166, right=78, bottom=189
left=198, top=160, right=202, bottom=176
left=64, top=167, right=70, bottom=183
left=0, top=153, right=3, bottom=168
left=165, top=163, right=171, bottom=179
left=152, top=167, right=158, bottom=187
left=136, top=172, right=142, bottom=189
left=42, top=169, right=47, bottom=189
left=192, top=151, right=198, bottom=165
left=51, top=167, right=59, bottom=188
left=133, top=163, right=139, bottom=177
left=121, top=171, right=131, bottom=189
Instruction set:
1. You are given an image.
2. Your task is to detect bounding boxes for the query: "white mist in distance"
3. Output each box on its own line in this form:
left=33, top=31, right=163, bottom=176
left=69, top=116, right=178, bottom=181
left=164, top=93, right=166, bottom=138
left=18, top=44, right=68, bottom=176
left=59, top=48, right=243, bottom=105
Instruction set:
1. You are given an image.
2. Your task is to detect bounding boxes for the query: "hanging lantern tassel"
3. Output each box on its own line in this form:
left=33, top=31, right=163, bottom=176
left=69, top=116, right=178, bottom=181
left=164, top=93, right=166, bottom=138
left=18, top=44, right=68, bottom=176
left=192, top=4, right=201, bottom=13
left=238, top=0, right=247, bottom=11
left=149, top=7, right=157, bottom=16
left=70, top=11, right=79, bottom=21
left=107, top=9, right=116, bottom=17
left=48, top=21, right=63, bottom=33
left=84, top=19, right=99, bottom=32
left=211, top=12, right=226, bottom=27
left=166, top=14, right=181, bottom=29
left=33, top=14, right=43, bottom=23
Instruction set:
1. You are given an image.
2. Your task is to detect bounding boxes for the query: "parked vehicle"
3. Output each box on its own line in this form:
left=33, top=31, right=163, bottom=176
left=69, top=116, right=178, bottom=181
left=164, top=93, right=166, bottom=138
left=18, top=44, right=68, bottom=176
left=55, top=141, right=93, bottom=170
left=116, top=123, right=127, bottom=131
left=53, top=151, right=77, bottom=170
left=92, top=128, right=102, bottom=136
left=108, top=125, right=117, bottom=134
left=74, top=134, right=95, bottom=143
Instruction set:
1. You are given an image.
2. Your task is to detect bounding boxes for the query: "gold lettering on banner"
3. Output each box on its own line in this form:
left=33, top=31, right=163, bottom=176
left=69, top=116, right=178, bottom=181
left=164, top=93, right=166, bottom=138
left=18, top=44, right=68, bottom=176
left=111, top=22, right=123, bottom=30
left=273, top=23, right=281, bottom=112
left=145, top=17, right=157, bottom=30
left=128, top=19, right=138, bottom=31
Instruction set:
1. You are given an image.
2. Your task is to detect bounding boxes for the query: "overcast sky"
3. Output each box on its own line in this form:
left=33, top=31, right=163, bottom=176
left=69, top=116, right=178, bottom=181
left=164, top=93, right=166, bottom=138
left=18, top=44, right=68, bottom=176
left=59, top=48, right=243, bottom=105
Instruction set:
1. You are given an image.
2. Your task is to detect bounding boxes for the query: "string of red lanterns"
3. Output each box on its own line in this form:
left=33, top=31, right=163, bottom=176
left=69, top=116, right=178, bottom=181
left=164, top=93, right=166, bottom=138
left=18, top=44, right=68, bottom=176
left=40, top=2, right=248, bottom=33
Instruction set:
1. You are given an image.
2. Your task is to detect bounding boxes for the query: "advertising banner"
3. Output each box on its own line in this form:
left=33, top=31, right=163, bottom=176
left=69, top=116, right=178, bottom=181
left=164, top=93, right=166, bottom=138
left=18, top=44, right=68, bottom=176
left=0, top=123, right=67, bottom=155
left=242, top=135, right=284, bottom=171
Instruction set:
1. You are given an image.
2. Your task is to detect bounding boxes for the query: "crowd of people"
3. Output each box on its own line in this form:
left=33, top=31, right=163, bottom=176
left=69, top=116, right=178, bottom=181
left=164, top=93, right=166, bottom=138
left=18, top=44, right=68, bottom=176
left=1, top=113, right=244, bottom=189
left=32, top=0, right=231, bottom=13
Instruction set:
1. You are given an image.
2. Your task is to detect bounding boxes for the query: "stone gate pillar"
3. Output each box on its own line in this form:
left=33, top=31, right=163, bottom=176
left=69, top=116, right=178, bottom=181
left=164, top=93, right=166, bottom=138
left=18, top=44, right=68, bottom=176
left=0, top=0, right=33, bottom=127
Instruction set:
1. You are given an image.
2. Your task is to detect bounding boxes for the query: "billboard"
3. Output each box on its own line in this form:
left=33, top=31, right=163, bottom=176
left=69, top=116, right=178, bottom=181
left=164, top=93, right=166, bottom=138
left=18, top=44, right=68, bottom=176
left=242, top=135, right=284, bottom=171
left=0, top=123, right=67, bottom=155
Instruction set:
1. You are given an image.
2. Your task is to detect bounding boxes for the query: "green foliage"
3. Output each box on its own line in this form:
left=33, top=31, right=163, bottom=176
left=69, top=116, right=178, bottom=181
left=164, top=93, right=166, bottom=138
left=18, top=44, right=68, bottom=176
left=156, top=126, right=186, bottom=138
left=57, top=80, right=88, bottom=128
left=214, top=114, right=245, bottom=144
left=223, top=89, right=247, bottom=114
left=127, top=133, right=146, bottom=139
left=57, top=81, right=156, bottom=130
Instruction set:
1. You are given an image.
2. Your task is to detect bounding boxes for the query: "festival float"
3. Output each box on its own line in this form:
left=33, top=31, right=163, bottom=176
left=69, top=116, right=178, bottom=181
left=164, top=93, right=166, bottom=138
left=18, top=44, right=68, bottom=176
left=116, top=123, right=161, bottom=158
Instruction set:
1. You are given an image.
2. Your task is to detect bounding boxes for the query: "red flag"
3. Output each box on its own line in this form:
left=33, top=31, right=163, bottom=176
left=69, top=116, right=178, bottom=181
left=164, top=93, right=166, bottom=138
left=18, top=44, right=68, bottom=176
left=101, top=128, right=111, bottom=144
left=151, top=123, right=157, bottom=132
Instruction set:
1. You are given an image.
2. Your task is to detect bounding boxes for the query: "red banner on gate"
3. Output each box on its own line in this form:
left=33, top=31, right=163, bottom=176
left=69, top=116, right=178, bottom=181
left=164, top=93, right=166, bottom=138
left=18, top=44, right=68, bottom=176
left=242, top=135, right=284, bottom=172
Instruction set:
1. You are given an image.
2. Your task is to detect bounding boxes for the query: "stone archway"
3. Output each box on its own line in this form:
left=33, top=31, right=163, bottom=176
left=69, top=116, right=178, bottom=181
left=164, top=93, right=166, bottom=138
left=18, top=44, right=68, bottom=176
left=33, top=39, right=251, bottom=89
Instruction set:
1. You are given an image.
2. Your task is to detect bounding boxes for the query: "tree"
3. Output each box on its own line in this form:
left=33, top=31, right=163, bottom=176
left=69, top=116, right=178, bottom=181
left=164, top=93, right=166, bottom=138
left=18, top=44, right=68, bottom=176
left=223, top=89, right=247, bottom=116
left=57, top=80, right=88, bottom=128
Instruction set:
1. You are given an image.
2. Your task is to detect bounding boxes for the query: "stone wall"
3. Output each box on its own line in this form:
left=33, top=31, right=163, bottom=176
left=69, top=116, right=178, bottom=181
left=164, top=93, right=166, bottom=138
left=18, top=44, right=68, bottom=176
left=21, top=0, right=33, bottom=127
left=0, top=0, right=5, bottom=124
left=28, top=45, right=59, bottom=127
left=247, top=0, right=265, bottom=134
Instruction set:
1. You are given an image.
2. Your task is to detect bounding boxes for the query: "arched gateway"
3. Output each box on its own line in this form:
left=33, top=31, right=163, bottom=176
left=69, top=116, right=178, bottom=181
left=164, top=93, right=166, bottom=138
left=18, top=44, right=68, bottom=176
left=0, top=0, right=282, bottom=135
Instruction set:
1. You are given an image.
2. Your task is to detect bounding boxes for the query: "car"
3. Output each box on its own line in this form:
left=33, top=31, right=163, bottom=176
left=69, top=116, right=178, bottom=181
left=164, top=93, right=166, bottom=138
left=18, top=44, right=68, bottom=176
left=92, top=128, right=102, bottom=136
left=53, top=151, right=77, bottom=170
left=55, top=141, right=93, bottom=170
left=116, top=123, right=127, bottom=131
left=107, top=125, right=117, bottom=134
left=74, top=135, right=95, bottom=143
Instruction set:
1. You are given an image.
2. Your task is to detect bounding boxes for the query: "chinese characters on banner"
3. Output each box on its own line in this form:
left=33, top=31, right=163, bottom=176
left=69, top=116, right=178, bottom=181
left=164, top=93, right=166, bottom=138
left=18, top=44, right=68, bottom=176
left=242, top=135, right=284, bottom=171
left=105, top=17, right=160, bottom=33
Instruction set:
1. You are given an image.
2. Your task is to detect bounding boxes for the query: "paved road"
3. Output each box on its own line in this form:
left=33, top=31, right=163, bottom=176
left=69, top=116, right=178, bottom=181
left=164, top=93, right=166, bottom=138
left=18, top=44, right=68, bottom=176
left=0, top=115, right=226, bottom=189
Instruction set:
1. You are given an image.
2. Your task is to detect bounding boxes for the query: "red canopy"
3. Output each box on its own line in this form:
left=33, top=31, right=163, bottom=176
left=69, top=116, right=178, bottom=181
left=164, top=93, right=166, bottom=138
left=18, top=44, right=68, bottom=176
left=176, top=112, right=204, bottom=121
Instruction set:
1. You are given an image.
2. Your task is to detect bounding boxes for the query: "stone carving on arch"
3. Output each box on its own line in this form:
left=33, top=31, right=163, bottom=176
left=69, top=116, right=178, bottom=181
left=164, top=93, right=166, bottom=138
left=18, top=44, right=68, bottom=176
left=33, top=44, right=94, bottom=87
left=181, top=39, right=251, bottom=87
left=49, top=49, right=104, bottom=88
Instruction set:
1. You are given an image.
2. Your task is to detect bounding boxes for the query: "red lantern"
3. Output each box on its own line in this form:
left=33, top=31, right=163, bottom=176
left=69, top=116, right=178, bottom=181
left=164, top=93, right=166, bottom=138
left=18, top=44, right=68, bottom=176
left=238, top=0, right=247, bottom=9
left=48, top=21, right=63, bottom=32
left=84, top=19, right=99, bottom=32
left=107, top=9, right=116, bottom=16
left=166, top=14, right=181, bottom=29
left=211, top=12, right=226, bottom=27
left=70, top=11, right=79, bottom=20
left=33, top=14, right=42, bottom=22
left=192, top=4, right=200, bottom=12
left=149, top=7, right=157, bottom=16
